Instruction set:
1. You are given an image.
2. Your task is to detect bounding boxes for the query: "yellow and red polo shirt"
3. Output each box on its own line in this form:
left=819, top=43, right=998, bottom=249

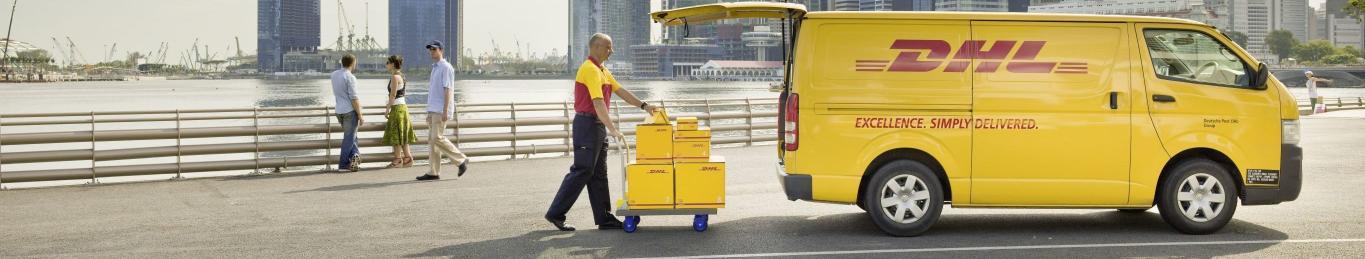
left=574, top=57, right=622, bottom=114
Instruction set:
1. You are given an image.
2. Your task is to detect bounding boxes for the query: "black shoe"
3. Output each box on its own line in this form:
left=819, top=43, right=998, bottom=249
left=457, top=161, right=468, bottom=177
left=546, top=217, right=576, bottom=231
left=597, top=220, right=624, bottom=230
left=415, top=174, right=440, bottom=181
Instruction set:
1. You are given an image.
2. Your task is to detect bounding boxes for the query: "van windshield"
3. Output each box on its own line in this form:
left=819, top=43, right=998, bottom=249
left=1144, top=29, right=1251, bottom=88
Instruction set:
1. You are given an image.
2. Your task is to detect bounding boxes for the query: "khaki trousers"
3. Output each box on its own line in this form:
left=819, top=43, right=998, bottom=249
left=427, top=113, right=467, bottom=175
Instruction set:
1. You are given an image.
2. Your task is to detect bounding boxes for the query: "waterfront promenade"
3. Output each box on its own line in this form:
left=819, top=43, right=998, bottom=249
left=1, top=110, right=1364, bottom=258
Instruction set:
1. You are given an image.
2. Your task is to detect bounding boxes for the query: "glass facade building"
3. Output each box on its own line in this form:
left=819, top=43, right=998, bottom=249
left=389, top=0, right=462, bottom=71
left=257, top=0, right=321, bottom=73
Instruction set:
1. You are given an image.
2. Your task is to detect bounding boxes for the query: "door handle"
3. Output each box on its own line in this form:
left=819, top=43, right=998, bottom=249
left=1152, top=94, right=1176, bottom=103
left=1109, top=92, right=1119, bottom=110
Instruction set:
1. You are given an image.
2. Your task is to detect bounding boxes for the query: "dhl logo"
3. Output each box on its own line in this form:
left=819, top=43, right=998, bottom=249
left=856, top=40, right=1087, bottom=74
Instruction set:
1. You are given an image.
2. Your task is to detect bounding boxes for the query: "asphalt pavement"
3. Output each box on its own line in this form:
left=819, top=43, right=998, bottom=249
left=1, top=111, right=1363, bottom=258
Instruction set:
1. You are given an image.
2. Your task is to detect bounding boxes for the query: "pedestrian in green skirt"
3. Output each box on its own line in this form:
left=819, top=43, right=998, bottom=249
left=383, top=55, right=418, bottom=168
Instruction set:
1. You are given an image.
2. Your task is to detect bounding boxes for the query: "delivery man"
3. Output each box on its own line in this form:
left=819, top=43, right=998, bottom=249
left=545, top=33, right=660, bottom=231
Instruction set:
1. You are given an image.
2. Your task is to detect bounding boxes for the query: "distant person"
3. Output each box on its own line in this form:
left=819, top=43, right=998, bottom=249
left=545, top=33, right=659, bottom=231
left=383, top=55, right=417, bottom=168
left=1305, top=71, right=1332, bottom=113
left=415, top=41, right=469, bottom=181
left=331, top=54, right=364, bottom=172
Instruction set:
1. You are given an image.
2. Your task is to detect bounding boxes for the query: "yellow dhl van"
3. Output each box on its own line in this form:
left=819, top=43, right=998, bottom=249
left=652, top=3, right=1302, bottom=236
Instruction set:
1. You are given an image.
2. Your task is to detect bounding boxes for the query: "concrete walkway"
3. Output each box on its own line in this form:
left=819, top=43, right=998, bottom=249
left=2, top=113, right=1364, bottom=258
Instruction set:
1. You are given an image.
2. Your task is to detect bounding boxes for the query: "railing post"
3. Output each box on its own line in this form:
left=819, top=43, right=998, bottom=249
left=612, top=100, right=622, bottom=136
left=324, top=107, right=333, bottom=172
left=744, top=98, right=754, bottom=146
left=0, top=113, right=5, bottom=189
left=250, top=108, right=262, bottom=175
left=1338, top=97, right=1344, bottom=108
left=510, top=102, right=519, bottom=160
left=1358, top=97, right=1363, bottom=107
left=704, top=99, right=714, bottom=126
left=452, top=105, right=461, bottom=146
left=563, top=101, right=572, bottom=156
left=173, top=109, right=183, bottom=180
left=88, top=111, right=98, bottom=184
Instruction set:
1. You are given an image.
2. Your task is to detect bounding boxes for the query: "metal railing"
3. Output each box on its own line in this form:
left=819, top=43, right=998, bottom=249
left=0, top=98, right=780, bottom=185
left=1297, top=96, right=1365, bottom=114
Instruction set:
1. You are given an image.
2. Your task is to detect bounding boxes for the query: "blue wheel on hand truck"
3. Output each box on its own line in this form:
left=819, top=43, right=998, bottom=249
left=693, top=214, right=709, bottom=232
left=624, top=216, right=640, bottom=233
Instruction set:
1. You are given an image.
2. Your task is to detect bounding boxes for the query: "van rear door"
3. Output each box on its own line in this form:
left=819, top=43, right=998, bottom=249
left=969, top=21, right=1133, bottom=206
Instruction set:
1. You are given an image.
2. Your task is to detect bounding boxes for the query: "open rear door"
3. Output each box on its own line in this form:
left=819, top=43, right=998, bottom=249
left=650, top=2, right=806, bottom=25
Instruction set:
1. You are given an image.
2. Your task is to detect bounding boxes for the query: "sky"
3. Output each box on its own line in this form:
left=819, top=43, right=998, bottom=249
left=0, top=0, right=1331, bottom=65
left=2, top=0, right=590, bottom=65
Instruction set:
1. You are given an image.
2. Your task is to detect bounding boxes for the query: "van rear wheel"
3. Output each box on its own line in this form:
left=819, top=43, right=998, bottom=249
left=863, top=160, right=944, bottom=237
left=1157, top=158, right=1238, bottom=234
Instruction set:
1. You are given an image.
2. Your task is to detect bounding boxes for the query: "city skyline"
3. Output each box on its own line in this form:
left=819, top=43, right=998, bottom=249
left=0, top=0, right=1340, bottom=67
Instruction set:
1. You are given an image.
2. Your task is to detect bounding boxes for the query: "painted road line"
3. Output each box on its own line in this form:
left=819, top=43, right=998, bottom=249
left=636, top=238, right=1365, bottom=259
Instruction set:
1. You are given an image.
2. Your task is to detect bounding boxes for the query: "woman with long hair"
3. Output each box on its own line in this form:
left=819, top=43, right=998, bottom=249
left=382, top=55, right=418, bottom=168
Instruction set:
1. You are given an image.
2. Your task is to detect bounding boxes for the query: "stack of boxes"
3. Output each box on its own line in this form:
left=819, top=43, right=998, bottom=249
left=625, top=112, right=726, bottom=210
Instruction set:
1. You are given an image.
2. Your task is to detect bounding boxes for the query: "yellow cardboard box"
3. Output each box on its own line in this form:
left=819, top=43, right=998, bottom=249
left=675, top=156, right=725, bottom=209
left=673, top=127, right=711, bottom=162
left=635, top=124, right=674, bottom=164
left=626, top=163, right=675, bottom=210
left=677, top=117, right=700, bottom=131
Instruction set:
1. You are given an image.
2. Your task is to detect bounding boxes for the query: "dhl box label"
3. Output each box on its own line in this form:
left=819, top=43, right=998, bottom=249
left=673, top=139, right=711, bottom=159
left=635, top=124, right=673, bottom=161
left=674, top=127, right=712, bottom=139
left=675, top=156, right=725, bottom=208
left=626, top=164, right=675, bottom=209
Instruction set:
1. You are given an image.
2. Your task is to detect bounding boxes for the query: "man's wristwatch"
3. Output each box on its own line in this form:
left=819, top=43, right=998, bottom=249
left=639, top=102, right=650, bottom=110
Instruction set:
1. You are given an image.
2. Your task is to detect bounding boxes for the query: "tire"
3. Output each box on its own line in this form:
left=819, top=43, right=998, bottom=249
left=862, top=160, right=945, bottom=237
left=1156, top=158, right=1238, bottom=235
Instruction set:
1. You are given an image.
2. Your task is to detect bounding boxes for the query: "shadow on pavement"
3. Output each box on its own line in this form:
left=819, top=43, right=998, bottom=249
left=408, top=210, right=1288, bottom=258
left=282, top=179, right=429, bottom=193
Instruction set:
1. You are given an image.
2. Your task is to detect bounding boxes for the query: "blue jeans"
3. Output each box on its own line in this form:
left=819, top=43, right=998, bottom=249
left=337, top=111, right=360, bottom=168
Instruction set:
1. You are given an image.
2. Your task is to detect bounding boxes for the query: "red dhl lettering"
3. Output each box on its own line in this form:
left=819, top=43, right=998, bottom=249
left=700, top=166, right=721, bottom=171
left=649, top=169, right=668, bottom=174
left=855, top=39, right=1088, bottom=74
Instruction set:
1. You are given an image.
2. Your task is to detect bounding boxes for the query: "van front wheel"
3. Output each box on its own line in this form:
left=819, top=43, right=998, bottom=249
left=863, top=160, right=944, bottom=237
left=1157, top=158, right=1238, bottom=234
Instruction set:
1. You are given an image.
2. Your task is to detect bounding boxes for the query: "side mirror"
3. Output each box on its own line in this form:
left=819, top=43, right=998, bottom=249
left=1251, top=62, right=1269, bottom=90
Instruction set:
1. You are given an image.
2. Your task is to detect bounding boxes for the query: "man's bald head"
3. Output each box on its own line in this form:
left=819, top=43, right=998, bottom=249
left=589, top=33, right=614, bottom=62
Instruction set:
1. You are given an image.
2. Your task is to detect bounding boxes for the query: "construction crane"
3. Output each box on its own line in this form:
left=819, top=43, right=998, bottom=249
left=49, top=36, right=69, bottom=66
left=234, top=36, right=243, bottom=59
left=106, top=42, right=117, bottom=63
left=65, top=36, right=88, bottom=65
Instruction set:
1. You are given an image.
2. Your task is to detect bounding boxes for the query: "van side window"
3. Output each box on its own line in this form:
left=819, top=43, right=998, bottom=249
left=1143, top=29, right=1251, bottom=88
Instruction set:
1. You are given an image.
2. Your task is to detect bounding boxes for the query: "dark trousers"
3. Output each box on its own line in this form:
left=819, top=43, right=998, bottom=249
left=546, top=115, right=616, bottom=225
left=336, top=111, right=360, bottom=168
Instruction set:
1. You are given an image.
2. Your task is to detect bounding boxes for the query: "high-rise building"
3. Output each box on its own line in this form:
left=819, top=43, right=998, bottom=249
left=257, top=0, right=320, bottom=73
left=834, top=0, right=861, bottom=11
left=894, top=0, right=938, bottom=11
left=1276, top=0, right=1310, bottom=43
left=568, top=0, right=650, bottom=73
left=1326, top=0, right=1365, bottom=50
left=1311, top=4, right=1328, bottom=40
left=935, top=0, right=1011, bottom=12
left=389, top=0, right=462, bottom=71
left=793, top=0, right=832, bottom=11
left=860, top=0, right=894, bottom=10
left=1029, top=0, right=1197, bottom=17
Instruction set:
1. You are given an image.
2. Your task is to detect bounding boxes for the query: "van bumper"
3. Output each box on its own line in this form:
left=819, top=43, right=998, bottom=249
left=776, top=162, right=813, bottom=201
left=1244, top=144, right=1303, bottom=205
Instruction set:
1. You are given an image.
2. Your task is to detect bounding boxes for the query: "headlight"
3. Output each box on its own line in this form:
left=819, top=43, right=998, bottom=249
left=1282, top=120, right=1300, bottom=145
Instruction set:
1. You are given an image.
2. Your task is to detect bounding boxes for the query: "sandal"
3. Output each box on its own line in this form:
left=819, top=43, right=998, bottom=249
left=385, top=158, right=403, bottom=169
left=401, top=157, right=415, bottom=168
